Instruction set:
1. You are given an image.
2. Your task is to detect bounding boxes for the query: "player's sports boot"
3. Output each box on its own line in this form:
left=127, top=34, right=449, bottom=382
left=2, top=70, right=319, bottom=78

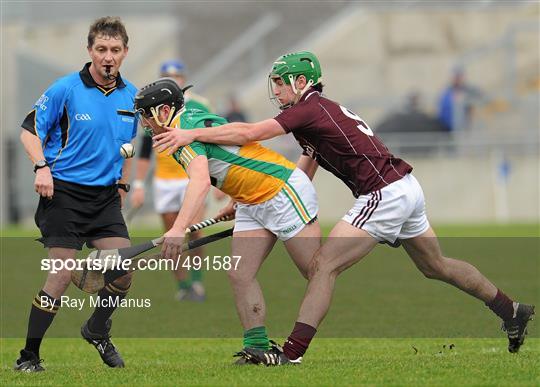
left=189, top=281, right=206, bottom=302
left=175, top=288, right=190, bottom=301
left=502, top=303, right=535, bottom=353
left=240, top=340, right=302, bottom=366
left=233, top=350, right=259, bottom=365
left=81, top=318, right=125, bottom=367
left=13, top=349, right=45, bottom=372
left=176, top=284, right=205, bottom=302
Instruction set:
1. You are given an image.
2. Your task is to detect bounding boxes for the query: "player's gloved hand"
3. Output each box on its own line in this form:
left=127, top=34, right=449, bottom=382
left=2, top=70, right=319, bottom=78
left=35, top=167, right=54, bottom=199
left=215, top=199, right=237, bottom=220
left=152, top=126, right=196, bottom=155
left=130, top=187, right=145, bottom=208
left=161, top=227, right=186, bottom=261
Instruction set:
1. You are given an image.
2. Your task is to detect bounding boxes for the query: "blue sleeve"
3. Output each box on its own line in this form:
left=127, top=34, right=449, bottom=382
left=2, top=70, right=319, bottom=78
left=21, top=80, right=67, bottom=143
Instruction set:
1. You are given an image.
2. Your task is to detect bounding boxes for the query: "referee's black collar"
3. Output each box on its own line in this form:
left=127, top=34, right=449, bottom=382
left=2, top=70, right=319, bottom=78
left=79, top=62, right=126, bottom=90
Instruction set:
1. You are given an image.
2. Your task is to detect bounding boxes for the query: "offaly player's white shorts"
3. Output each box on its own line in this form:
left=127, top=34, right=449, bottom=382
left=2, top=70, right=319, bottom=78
left=342, top=173, right=430, bottom=243
left=234, top=168, right=319, bottom=241
left=153, top=178, right=189, bottom=214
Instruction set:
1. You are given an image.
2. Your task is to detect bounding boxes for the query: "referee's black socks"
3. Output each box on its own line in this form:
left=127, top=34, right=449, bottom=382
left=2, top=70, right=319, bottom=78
left=88, top=282, right=130, bottom=333
left=24, top=290, right=60, bottom=358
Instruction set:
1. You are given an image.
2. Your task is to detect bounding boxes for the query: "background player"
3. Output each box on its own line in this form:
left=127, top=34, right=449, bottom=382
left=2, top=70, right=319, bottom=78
left=130, top=60, right=213, bottom=301
left=134, top=78, right=321, bottom=363
left=16, top=17, right=137, bottom=371
left=153, top=51, right=535, bottom=364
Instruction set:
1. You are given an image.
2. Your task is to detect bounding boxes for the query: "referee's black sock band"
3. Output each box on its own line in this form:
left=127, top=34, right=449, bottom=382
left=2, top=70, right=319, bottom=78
left=89, top=282, right=130, bottom=333
left=24, top=290, right=60, bottom=358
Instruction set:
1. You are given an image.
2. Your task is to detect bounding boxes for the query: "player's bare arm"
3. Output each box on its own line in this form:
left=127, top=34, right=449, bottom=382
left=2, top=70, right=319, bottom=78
left=161, top=155, right=211, bottom=260
left=152, top=118, right=286, bottom=155
left=118, top=151, right=133, bottom=207
left=20, top=129, right=54, bottom=199
left=129, top=156, right=150, bottom=208
left=296, top=155, right=319, bottom=181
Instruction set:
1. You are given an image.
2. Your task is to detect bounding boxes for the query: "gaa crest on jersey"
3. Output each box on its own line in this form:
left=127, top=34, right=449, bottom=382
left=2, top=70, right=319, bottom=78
left=75, top=113, right=92, bottom=121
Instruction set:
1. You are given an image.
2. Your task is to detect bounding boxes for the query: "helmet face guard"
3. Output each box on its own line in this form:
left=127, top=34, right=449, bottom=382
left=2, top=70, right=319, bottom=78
left=134, top=78, right=191, bottom=132
left=267, top=51, right=322, bottom=110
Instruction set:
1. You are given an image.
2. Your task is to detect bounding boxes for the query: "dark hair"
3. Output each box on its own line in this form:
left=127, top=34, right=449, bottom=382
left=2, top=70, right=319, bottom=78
left=87, top=16, right=128, bottom=48
left=313, top=83, right=324, bottom=92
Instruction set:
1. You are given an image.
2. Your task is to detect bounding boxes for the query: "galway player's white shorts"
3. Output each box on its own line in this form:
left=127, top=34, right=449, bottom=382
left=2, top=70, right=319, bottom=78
left=342, top=173, right=430, bottom=243
left=153, top=178, right=189, bottom=214
left=234, top=168, right=319, bottom=241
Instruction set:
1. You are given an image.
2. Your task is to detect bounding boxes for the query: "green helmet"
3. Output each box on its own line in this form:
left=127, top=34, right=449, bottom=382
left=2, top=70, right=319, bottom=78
left=270, top=51, right=322, bottom=85
left=268, top=51, right=322, bottom=109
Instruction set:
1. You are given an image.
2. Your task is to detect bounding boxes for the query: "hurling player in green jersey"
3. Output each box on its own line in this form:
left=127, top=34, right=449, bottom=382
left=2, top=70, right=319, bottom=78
left=131, top=60, right=217, bottom=302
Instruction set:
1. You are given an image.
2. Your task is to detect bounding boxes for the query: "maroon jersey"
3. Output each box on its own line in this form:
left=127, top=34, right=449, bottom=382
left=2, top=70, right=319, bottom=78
left=274, top=89, right=412, bottom=197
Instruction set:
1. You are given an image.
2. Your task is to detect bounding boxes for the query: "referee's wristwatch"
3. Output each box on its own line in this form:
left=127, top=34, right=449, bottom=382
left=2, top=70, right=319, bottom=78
left=33, top=160, right=49, bottom=173
left=117, top=182, right=131, bottom=193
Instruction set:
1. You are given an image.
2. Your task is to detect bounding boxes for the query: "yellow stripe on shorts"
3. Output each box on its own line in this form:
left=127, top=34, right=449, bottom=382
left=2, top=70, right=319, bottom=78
left=282, top=182, right=311, bottom=224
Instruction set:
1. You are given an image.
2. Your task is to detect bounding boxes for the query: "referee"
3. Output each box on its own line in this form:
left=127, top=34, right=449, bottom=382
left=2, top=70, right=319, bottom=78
left=15, top=17, right=137, bottom=372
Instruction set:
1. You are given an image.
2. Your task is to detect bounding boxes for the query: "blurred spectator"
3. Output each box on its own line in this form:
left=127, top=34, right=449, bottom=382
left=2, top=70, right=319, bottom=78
left=437, top=66, right=485, bottom=132
left=224, top=94, right=248, bottom=122
left=160, top=59, right=212, bottom=112
left=375, top=91, right=446, bottom=133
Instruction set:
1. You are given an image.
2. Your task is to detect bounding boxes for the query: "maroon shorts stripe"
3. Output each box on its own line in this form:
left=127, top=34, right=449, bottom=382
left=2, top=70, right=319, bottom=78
left=351, top=192, right=376, bottom=227
left=353, top=192, right=378, bottom=227
left=353, top=191, right=381, bottom=228
left=359, top=190, right=382, bottom=228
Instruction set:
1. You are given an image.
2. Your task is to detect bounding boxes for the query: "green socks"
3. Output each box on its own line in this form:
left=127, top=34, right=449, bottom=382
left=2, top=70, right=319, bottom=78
left=243, top=326, right=269, bottom=350
left=191, top=269, right=202, bottom=283
left=178, top=280, right=192, bottom=290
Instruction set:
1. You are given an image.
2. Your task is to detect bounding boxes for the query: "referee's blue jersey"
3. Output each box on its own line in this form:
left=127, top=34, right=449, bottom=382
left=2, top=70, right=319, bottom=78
left=22, top=63, right=138, bottom=186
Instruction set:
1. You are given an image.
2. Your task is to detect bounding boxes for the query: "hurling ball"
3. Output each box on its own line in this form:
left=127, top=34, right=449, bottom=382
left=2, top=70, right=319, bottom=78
left=120, top=143, right=135, bottom=159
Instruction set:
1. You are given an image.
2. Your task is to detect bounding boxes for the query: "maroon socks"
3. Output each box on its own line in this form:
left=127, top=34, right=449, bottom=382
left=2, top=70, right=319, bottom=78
left=486, top=289, right=515, bottom=321
left=283, top=321, right=317, bottom=360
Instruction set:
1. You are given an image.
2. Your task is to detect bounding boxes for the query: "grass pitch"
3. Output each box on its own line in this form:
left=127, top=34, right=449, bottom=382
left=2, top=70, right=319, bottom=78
left=1, top=223, right=538, bottom=385
left=1, top=338, right=539, bottom=385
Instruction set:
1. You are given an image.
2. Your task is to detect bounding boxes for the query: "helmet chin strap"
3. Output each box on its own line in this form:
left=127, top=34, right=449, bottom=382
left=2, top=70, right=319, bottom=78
left=149, top=105, right=184, bottom=127
left=288, top=74, right=314, bottom=106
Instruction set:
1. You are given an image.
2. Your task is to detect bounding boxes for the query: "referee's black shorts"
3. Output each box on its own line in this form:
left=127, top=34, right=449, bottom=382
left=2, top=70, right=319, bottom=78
left=34, top=178, right=129, bottom=250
